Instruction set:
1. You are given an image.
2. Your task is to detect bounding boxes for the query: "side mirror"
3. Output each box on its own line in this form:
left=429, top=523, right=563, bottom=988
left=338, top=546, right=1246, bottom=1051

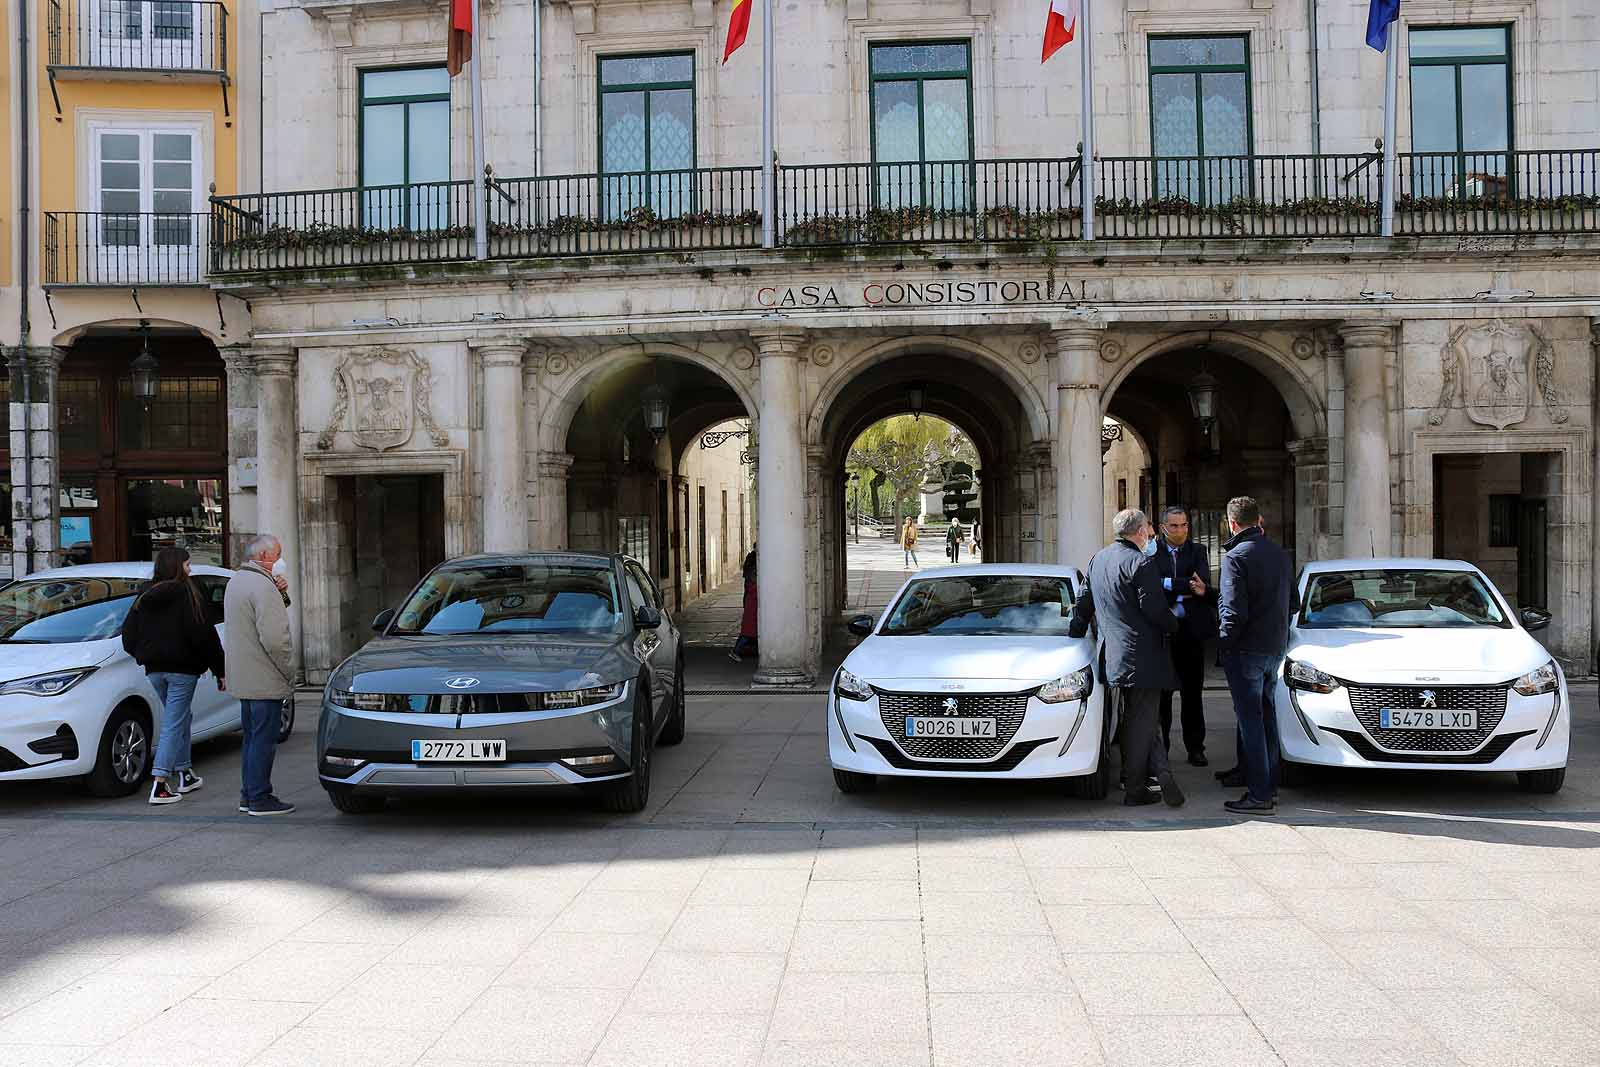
left=371, top=608, right=396, bottom=634
left=634, top=605, right=663, bottom=630
left=1520, top=607, right=1552, bottom=633
left=847, top=614, right=875, bottom=638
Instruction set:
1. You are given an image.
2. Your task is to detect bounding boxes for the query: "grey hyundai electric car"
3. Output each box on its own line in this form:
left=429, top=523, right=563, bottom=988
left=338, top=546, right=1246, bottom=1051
left=317, top=553, right=683, bottom=814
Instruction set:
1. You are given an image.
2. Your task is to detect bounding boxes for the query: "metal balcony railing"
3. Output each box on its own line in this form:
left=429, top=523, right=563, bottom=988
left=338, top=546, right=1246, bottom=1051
left=198, top=148, right=1600, bottom=275
left=47, top=0, right=227, bottom=76
left=44, top=211, right=211, bottom=285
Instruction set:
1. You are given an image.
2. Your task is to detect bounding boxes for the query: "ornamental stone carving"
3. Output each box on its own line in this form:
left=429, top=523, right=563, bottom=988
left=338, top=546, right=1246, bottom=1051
left=731, top=347, right=757, bottom=371
left=1097, top=339, right=1124, bottom=364
left=1291, top=335, right=1316, bottom=361
left=545, top=352, right=570, bottom=376
left=810, top=345, right=835, bottom=368
left=1428, top=319, right=1565, bottom=429
left=1017, top=341, right=1042, bottom=365
left=318, top=348, right=449, bottom=452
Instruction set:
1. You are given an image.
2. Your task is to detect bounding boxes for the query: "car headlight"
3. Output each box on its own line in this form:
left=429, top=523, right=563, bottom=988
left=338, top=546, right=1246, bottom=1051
left=835, top=668, right=873, bottom=703
left=542, top=683, right=625, bottom=710
left=0, top=668, right=97, bottom=698
left=1038, top=667, right=1093, bottom=704
left=1513, top=660, right=1559, bottom=697
left=327, top=689, right=416, bottom=712
left=1285, top=658, right=1338, bottom=694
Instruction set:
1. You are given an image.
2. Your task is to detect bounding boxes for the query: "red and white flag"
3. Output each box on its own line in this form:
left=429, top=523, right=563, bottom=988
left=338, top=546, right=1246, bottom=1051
left=1041, top=0, right=1080, bottom=63
left=447, top=0, right=472, bottom=76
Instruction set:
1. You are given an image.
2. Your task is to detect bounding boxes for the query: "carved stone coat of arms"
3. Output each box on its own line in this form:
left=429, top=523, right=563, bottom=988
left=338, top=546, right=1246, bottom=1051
left=1428, top=319, right=1566, bottom=430
left=318, top=349, right=450, bottom=451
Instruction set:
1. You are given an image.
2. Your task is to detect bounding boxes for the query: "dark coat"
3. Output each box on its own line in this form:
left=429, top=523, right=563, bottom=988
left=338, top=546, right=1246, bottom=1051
left=1068, top=539, right=1180, bottom=690
left=1152, top=538, right=1217, bottom=641
left=1217, top=526, right=1294, bottom=657
left=121, top=578, right=226, bottom=680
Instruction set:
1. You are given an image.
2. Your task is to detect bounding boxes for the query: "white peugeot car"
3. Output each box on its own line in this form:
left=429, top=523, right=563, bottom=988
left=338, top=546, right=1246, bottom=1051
left=1278, top=558, right=1569, bottom=793
left=828, top=564, right=1113, bottom=798
left=0, top=563, right=294, bottom=797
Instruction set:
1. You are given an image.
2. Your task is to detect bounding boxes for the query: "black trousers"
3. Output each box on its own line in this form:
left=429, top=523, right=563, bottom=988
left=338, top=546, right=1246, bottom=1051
left=1119, top=687, right=1170, bottom=801
left=1159, top=635, right=1208, bottom=756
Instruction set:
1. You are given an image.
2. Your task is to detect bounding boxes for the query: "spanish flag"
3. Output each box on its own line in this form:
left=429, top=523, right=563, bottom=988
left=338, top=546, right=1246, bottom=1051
left=722, top=0, right=752, bottom=64
left=446, top=0, right=472, bottom=76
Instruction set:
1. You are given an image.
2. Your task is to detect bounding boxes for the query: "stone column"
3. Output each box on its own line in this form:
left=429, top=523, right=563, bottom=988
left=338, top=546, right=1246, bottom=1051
left=1050, top=322, right=1106, bottom=569
left=522, top=347, right=545, bottom=551
left=6, top=348, right=63, bottom=576
left=254, top=348, right=303, bottom=675
left=475, top=341, right=530, bottom=553
left=1338, top=323, right=1395, bottom=557
left=537, top=451, right=574, bottom=550
left=751, top=324, right=812, bottom=687
left=219, top=345, right=259, bottom=563
left=1591, top=321, right=1600, bottom=674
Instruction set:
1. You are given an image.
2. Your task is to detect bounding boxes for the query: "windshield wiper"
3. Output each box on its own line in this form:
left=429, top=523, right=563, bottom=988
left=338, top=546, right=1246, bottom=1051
left=0, top=638, right=51, bottom=644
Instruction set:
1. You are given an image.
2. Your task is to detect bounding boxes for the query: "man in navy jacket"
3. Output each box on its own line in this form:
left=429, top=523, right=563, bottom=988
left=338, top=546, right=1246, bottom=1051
left=1152, top=506, right=1215, bottom=767
left=1216, top=496, right=1293, bottom=815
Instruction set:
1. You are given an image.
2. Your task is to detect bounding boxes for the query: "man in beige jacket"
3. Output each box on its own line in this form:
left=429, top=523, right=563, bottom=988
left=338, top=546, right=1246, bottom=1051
left=224, top=534, right=296, bottom=816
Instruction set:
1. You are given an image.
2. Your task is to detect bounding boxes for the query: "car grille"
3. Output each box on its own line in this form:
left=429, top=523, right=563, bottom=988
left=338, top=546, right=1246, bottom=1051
left=874, top=689, right=1032, bottom=762
left=334, top=694, right=566, bottom=714
left=1345, top=684, right=1509, bottom=753
left=860, top=735, right=1056, bottom=772
left=1325, top=729, right=1534, bottom=765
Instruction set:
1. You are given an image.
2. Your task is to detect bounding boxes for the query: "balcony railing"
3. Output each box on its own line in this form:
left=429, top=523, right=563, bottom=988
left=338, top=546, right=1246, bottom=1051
left=47, top=0, right=227, bottom=76
left=201, top=149, right=1600, bottom=275
left=45, top=211, right=211, bottom=285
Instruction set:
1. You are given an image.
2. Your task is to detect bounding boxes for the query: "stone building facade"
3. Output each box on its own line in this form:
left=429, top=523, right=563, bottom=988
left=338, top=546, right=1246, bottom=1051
left=11, top=0, right=1600, bottom=683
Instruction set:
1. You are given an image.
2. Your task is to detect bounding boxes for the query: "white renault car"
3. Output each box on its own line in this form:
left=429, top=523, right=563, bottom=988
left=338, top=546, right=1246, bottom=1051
left=0, top=563, right=293, bottom=797
left=828, top=564, right=1113, bottom=798
left=1278, top=558, right=1569, bottom=793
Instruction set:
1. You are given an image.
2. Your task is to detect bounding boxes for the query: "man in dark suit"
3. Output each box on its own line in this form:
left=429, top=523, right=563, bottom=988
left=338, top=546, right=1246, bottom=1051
left=1153, top=506, right=1215, bottom=768
left=1068, top=509, right=1185, bottom=808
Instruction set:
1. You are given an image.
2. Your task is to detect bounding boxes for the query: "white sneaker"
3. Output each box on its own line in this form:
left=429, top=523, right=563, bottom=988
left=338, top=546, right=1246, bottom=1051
left=148, top=780, right=182, bottom=805
left=176, top=770, right=204, bottom=793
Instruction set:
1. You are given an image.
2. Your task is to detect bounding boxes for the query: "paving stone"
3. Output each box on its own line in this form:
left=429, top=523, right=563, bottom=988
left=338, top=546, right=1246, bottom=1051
left=1045, top=904, right=1191, bottom=954
left=1090, top=1015, right=1282, bottom=1067
left=1065, top=954, right=1239, bottom=1017
left=430, top=987, right=620, bottom=1065
left=802, top=879, right=921, bottom=921
left=929, top=992, right=1102, bottom=1066
left=787, top=920, right=924, bottom=974
left=925, top=934, right=1071, bottom=993
left=590, top=1011, right=767, bottom=1067
left=301, top=964, right=499, bottom=1031
left=494, top=931, right=663, bottom=990
left=768, top=972, right=929, bottom=1045
left=624, top=952, right=786, bottom=1015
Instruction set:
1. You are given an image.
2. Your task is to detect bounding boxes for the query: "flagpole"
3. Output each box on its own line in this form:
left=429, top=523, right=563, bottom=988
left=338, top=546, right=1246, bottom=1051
left=761, top=0, right=775, bottom=249
left=1079, top=0, right=1095, bottom=242
left=1380, top=23, right=1398, bottom=238
left=470, top=0, right=488, bottom=260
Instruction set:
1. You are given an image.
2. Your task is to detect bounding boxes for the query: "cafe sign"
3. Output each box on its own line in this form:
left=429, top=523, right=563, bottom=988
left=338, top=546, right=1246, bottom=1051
left=754, top=278, right=1090, bottom=310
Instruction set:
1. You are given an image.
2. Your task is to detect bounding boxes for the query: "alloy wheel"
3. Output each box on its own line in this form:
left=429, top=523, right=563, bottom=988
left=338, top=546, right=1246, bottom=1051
left=112, top=719, right=148, bottom=785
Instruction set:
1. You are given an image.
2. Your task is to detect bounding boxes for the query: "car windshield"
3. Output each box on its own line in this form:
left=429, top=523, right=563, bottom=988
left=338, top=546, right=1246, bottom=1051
left=0, top=577, right=146, bottom=643
left=391, top=562, right=623, bottom=636
left=1299, top=569, right=1511, bottom=629
left=881, top=574, right=1077, bottom=636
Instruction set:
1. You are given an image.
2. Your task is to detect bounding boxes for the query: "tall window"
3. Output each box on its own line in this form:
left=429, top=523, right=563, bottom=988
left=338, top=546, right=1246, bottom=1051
left=1148, top=35, right=1252, bottom=204
left=599, top=53, right=695, bottom=219
left=93, top=128, right=198, bottom=280
left=869, top=41, right=973, bottom=211
left=360, top=67, right=451, bottom=230
left=1409, top=26, right=1513, bottom=199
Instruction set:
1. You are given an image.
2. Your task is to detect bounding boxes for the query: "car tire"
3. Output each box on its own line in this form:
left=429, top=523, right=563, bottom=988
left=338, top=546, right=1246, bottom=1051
left=832, top=768, right=877, bottom=793
left=656, top=656, right=686, bottom=747
left=85, top=701, right=154, bottom=798
left=1517, top=767, right=1566, bottom=794
left=1069, top=707, right=1113, bottom=801
left=276, top=697, right=296, bottom=744
left=325, top=785, right=386, bottom=814
left=601, top=686, right=652, bottom=814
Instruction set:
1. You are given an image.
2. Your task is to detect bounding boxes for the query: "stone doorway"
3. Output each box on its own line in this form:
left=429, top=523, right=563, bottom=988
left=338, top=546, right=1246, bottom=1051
left=1434, top=452, right=1560, bottom=612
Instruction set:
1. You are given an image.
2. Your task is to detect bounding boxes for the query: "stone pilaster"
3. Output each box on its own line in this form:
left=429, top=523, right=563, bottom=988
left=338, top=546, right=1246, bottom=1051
left=1337, top=322, right=1396, bottom=557
left=1050, top=320, right=1106, bottom=569
left=1591, top=320, right=1600, bottom=674
left=750, top=324, right=812, bottom=687
left=219, top=344, right=259, bottom=564
left=474, top=341, right=531, bottom=553
left=253, top=347, right=303, bottom=674
left=523, top=347, right=546, bottom=551
left=537, top=451, right=574, bottom=550
left=5, top=347, right=63, bottom=576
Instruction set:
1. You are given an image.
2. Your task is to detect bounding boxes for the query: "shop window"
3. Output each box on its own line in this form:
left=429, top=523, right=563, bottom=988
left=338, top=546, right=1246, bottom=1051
left=870, top=41, right=973, bottom=211
left=117, top=375, right=222, bottom=451
left=1409, top=26, right=1513, bottom=199
left=599, top=52, right=695, bottom=219
left=1148, top=34, right=1252, bottom=204
left=126, top=477, right=225, bottom=566
left=360, top=66, right=451, bottom=230
left=58, top=378, right=103, bottom=455
left=619, top=514, right=651, bottom=564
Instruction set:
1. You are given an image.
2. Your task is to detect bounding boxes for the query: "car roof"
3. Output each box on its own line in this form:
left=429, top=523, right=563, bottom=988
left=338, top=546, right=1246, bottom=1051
left=16, top=561, right=235, bottom=581
left=1302, top=558, right=1482, bottom=574
left=440, top=552, right=616, bottom=569
left=899, top=563, right=1081, bottom=579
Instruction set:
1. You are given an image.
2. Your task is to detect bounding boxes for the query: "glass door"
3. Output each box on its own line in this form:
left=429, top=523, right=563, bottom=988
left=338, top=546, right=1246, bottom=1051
left=93, top=128, right=200, bottom=284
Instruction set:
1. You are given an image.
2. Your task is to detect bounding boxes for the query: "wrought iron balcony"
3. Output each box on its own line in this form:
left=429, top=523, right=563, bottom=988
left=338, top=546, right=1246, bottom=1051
left=203, top=149, right=1600, bottom=276
left=47, top=0, right=228, bottom=78
left=44, top=211, right=211, bottom=286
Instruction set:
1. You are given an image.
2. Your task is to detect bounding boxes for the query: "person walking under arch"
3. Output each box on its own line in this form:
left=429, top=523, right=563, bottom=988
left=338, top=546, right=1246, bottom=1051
left=122, top=547, right=225, bottom=805
left=901, top=518, right=920, bottom=569
left=729, top=545, right=758, bottom=662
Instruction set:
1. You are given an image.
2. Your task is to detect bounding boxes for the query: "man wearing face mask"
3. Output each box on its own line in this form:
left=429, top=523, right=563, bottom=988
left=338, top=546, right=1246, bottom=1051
left=223, top=534, right=296, bottom=816
left=1152, top=506, right=1215, bottom=767
left=1068, top=509, right=1185, bottom=807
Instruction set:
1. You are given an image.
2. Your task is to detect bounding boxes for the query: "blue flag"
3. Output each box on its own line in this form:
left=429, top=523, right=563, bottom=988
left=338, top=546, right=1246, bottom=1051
left=1366, top=0, right=1400, bottom=51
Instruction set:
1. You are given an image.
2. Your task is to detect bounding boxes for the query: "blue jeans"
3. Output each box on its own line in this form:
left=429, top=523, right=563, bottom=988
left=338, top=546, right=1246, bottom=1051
left=149, top=672, right=200, bottom=779
left=1220, top=651, right=1282, bottom=804
left=238, top=699, right=282, bottom=807
left=733, top=635, right=757, bottom=658
left=904, top=547, right=918, bottom=567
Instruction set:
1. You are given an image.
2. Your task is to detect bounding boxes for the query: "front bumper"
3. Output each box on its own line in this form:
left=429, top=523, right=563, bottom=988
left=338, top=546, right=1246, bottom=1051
left=0, top=695, right=96, bottom=781
left=317, top=685, right=636, bottom=794
left=827, top=686, right=1105, bottom=780
left=1277, top=679, right=1569, bottom=772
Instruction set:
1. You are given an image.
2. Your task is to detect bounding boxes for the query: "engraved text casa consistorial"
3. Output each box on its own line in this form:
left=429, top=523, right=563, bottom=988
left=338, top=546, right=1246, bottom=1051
left=318, top=349, right=451, bottom=451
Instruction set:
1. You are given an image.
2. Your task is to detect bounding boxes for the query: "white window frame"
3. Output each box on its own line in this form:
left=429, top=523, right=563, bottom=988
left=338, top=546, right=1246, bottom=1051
left=84, top=118, right=207, bottom=284
left=86, top=0, right=203, bottom=71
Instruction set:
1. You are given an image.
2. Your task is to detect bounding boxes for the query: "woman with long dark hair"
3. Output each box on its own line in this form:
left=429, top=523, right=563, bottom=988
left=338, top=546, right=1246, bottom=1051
left=122, top=547, right=226, bottom=805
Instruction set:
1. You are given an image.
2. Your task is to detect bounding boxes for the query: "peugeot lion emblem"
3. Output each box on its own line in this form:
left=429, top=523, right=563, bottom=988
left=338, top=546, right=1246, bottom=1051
left=445, top=676, right=481, bottom=690
left=1419, top=689, right=1438, bottom=710
left=941, top=697, right=960, bottom=715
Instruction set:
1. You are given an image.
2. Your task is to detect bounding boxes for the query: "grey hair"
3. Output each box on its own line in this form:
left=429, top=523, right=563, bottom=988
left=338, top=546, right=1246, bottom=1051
left=1112, top=508, right=1149, bottom=539
left=1159, top=505, right=1188, bottom=524
left=243, top=534, right=281, bottom=561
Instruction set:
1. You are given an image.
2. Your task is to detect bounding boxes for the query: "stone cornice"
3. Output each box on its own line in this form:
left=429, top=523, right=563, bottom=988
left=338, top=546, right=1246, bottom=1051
left=1337, top=322, right=1396, bottom=349
left=252, top=348, right=298, bottom=378
left=749, top=324, right=808, bottom=358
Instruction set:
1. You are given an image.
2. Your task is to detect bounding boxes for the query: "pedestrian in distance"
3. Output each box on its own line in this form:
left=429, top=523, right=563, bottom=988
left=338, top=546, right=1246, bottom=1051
left=223, top=534, right=296, bottom=817
left=121, top=547, right=225, bottom=805
left=1216, top=496, right=1294, bottom=815
left=901, top=517, right=920, bottom=569
left=971, top=522, right=982, bottom=560
left=946, top=518, right=964, bottom=563
left=1153, top=505, right=1216, bottom=767
left=1068, top=508, right=1186, bottom=808
left=729, top=545, right=759, bottom=662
